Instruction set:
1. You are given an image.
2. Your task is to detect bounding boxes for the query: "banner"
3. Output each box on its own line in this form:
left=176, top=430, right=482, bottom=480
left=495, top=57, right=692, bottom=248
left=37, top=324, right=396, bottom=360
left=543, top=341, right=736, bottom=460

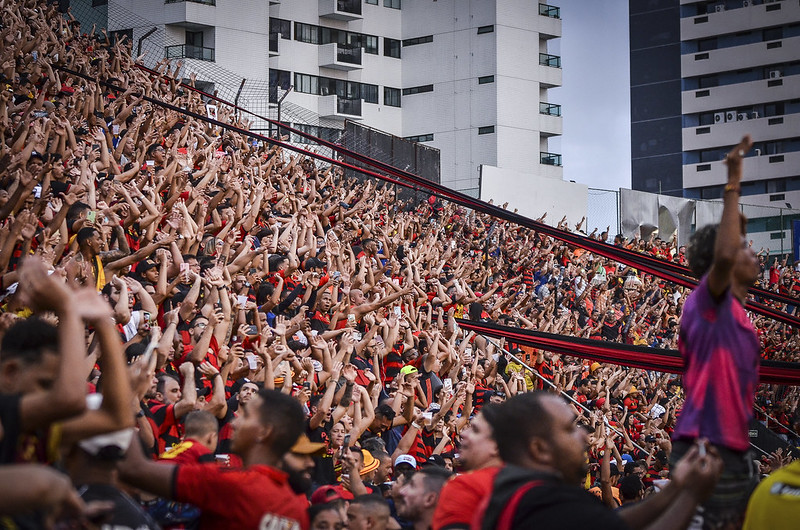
left=456, top=319, right=800, bottom=386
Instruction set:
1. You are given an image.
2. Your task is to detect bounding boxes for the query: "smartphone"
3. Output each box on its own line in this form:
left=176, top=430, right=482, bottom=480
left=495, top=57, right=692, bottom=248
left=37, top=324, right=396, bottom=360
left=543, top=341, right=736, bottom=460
left=332, top=270, right=341, bottom=281
left=443, top=378, right=453, bottom=394
left=347, top=313, right=356, bottom=326
left=343, top=434, right=351, bottom=448
left=237, top=294, right=248, bottom=306
left=394, top=306, right=402, bottom=318
left=245, top=354, right=258, bottom=370
left=353, top=332, right=362, bottom=341
left=303, top=381, right=311, bottom=390
left=146, top=160, right=155, bottom=167
left=311, top=330, right=318, bottom=337
left=246, top=324, right=258, bottom=336
left=86, top=210, right=96, bottom=223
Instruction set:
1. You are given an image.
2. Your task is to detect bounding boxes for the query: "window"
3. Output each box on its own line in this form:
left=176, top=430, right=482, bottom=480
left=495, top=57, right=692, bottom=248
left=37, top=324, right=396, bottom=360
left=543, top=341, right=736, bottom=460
left=185, top=30, right=204, bottom=47
left=270, top=18, right=291, bottom=40
left=384, top=0, right=400, bottom=8
left=478, top=75, right=494, bottom=84
left=364, top=35, right=379, bottom=55
left=402, top=84, right=434, bottom=96
left=405, top=134, right=433, bottom=143
left=478, top=126, right=495, bottom=135
left=360, top=84, right=379, bottom=104
left=403, top=35, right=433, bottom=47
left=295, top=23, right=319, bottom=44
left=295, top=73, right=319, bottom=95
left=477, top=25, right=494, bottom=34
left=384, top=38, right=401, bottom=58
left=384, top=87, right=401, bottom=107
left=366, top=0, right=378, bottom=3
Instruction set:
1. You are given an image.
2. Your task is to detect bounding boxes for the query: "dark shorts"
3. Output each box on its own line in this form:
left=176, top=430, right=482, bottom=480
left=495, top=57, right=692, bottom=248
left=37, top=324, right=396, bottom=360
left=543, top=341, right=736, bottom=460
left=670, top=439, right=758, bottom=530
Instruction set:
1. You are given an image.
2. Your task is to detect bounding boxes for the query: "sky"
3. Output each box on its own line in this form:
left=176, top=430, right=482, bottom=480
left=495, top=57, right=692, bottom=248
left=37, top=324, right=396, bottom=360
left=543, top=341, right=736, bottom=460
left=550, top=0, right=632, bottom=192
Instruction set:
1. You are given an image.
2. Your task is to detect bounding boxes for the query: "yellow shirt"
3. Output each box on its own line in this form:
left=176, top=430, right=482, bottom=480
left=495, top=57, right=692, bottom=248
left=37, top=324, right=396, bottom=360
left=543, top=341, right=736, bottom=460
left=743, top=460, right=800, bottom=530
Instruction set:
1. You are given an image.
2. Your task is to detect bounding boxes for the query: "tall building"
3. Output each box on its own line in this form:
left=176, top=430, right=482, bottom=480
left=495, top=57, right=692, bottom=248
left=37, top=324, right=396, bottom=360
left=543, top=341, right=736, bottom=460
left=629, top=0, right=683, bottom=197
left=631, top=0, right=800, bottom=207
left=104, top=0, right=563, bottom=196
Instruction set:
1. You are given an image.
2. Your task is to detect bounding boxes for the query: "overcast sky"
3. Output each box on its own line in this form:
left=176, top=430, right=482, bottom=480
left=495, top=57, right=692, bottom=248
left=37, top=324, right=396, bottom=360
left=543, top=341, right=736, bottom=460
left=549, top=0, right=632, bottom=192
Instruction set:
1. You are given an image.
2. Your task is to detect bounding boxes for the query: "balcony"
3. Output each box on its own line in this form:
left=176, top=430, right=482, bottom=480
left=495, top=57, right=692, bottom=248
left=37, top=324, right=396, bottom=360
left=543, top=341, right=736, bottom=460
left=540, top=152, right=562, bottom=166
left=319, top=94, right=363, bottom=120
left=539, top=3, right=560, bottom=19
left=319, top=0, right=363, bottom=21
left=269, top=33, right=281, bottom=56
left=539, top=53, right=561, bottom=68
left=539, top=102, right=561, bottom=116
left=165, top=0, right=215, bottom=4
left=319, top=42, right=362, bottom=70
left=165, top=44, right=215, bottom=62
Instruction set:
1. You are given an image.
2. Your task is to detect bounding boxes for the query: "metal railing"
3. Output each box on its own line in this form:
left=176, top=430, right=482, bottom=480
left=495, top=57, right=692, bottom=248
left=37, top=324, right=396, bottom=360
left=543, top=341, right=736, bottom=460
left=165, top=44, right=215, bottom=61
left=539, top=52, right=561, bottom=68
left=539, top=3, right=560, bottom=19
left=165, top=0, right=216, bottom=5
left=539, top=102, right=561, bottom=116
left=541, top=152, right=562, bottom=166
left=337, top=43, right=362, bottom=65
left=337, top=97, right=362, bottom=116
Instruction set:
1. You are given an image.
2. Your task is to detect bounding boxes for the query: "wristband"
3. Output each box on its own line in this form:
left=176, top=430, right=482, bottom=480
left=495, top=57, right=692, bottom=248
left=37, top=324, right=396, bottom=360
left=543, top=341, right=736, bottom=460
left=136, top=410, right=145, bottom=418
left=724, top=183, right=740, bottom=194
left=411, top=422, right=422, bottom=430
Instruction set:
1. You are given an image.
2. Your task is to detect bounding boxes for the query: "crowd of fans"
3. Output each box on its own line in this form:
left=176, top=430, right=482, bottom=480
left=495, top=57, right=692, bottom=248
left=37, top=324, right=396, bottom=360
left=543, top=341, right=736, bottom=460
left=1, top=1, right=800, bottom=528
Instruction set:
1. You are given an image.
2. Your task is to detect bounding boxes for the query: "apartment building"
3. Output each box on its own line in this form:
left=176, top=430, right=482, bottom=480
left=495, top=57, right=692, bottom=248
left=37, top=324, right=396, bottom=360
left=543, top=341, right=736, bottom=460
left=104, top=0, right=563, bottom=196
left=631, top=0, right=800, bottom=206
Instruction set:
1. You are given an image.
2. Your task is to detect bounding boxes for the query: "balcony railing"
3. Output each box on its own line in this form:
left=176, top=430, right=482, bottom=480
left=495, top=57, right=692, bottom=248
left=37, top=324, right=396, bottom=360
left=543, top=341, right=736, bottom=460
left=337, top=43, right=362, bottom=65
left=338, top=97, right=362, bottom=116
left=165, top=0, right=215, bottom=5
left=539, top=3, right=560, bottom=19
left=539, top=53, right=561, bottom=68
left=165, top=44, right=215, bottom=62
left=539, top=102, right=561, bottom=116
left=540, top=152, right=562, bottom=166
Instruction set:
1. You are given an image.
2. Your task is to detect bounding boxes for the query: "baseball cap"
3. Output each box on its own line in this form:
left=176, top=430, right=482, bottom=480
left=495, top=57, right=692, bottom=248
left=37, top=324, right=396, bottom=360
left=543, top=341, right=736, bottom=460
left=590, top=362, right=601, bottom=373
left=399, top=365, right=418, bottom=376
left=394, top=454, right=417, bottom=469
left=310, top=485, right=354, bottom=505
left=78, top=428, right=135, bottom=459
left=291, top=434, right=326, bottom=456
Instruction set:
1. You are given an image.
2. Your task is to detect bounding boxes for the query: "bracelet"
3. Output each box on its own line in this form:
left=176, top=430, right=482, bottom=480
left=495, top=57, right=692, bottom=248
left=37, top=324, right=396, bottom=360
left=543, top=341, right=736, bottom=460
left=135, top=410, right=145, bottom=418
left=724, top=183, right=740, bottom=194
left=411, top=422, right=422, bottom=430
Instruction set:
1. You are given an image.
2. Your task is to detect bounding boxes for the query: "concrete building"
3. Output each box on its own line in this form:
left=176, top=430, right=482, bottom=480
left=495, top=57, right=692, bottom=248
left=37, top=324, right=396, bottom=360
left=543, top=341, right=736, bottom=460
left=105, top=0, right=564, bottom=196
left=631, top=0, right=800, bottom=206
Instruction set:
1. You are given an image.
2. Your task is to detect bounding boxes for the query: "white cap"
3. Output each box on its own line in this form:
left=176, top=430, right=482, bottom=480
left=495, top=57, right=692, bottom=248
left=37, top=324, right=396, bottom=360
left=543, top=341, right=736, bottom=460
left=394, top=454, right=417, bottom=469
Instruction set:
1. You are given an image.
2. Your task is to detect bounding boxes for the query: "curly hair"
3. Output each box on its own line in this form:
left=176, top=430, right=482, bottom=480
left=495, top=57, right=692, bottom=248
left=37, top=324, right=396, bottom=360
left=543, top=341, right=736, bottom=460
left=686, top=224, right=718, bottom=278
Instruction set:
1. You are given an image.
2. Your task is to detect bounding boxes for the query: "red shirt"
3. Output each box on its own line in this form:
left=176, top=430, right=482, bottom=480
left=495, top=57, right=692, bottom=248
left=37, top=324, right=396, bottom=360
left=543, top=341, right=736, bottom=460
left=433, top=466, right=500, bottom=530
left=160, top=438, right=214, bottom=465
left=174, top=464, right=309, bottom=529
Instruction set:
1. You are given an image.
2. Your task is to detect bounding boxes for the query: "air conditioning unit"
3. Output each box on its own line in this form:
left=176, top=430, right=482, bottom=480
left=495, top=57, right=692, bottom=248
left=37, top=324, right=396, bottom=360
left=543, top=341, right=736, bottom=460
left=769, top=70, right=782, bottom=79
left=714, top=112, right=726, bottom=124
left=737, top=112, right=749, bottom=121
left=715, top=4, right=726, bottom=12
left=725, top=110, right=737, bottom=122
left=751, top=111, right=760, bottom=119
